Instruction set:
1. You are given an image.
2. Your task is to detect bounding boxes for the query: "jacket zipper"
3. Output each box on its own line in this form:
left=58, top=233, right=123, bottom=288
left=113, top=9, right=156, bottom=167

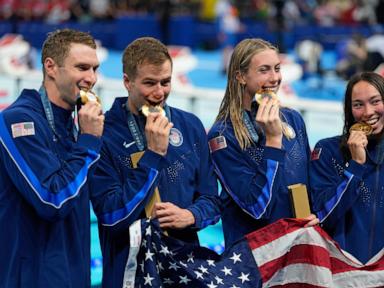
left=368, top=164, right=380, bottom=258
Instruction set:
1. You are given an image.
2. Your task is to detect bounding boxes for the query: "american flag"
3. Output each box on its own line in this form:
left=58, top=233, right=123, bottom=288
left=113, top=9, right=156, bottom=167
left=208, top=136, right=227, bottom=153
left=124, top=218, right=384, bottom=288
left=11, top=121, right=35, bottom=138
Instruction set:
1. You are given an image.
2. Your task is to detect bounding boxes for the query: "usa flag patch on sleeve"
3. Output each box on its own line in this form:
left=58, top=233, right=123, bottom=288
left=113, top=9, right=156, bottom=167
left=11, top=122, right=35, bottom=138
left=209, top=136, right=227, bottom=152
left=311, top=147, right=322, bottom=160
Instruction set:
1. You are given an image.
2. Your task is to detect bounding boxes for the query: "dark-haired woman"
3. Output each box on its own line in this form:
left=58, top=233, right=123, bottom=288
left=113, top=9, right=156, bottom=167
left=310, top=71, right=384, bottom=263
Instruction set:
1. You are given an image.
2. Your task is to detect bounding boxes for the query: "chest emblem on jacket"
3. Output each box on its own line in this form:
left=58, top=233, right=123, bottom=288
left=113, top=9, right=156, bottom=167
left=169, top=128, right=183, bottom=147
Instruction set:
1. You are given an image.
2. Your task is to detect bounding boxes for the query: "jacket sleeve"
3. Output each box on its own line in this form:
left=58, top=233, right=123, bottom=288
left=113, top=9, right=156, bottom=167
left=0, top=111, right=101, bottom=221
left=186, top=124, right=221, bottom=229
left=90, top=143, right=166, bottom=234
left=309, top=140, right=365, bottom=229
left=208, top=129, right=285, bottom=220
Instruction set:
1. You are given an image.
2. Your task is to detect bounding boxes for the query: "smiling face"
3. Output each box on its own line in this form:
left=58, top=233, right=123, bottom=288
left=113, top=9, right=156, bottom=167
left=351, top=80, right=384, bottom=135
left=237, top=48, right=282, bottom=107
left=125, top=59, right=172, bottom=115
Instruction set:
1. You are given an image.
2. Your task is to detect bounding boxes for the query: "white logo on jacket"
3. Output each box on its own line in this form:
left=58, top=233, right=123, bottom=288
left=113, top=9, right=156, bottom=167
left=169, top=128, right=183, bottom=147
left=123, top=141, right=136, bottom=148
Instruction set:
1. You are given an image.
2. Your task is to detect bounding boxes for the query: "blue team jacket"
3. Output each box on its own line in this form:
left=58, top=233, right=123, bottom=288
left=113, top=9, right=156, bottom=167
left=0, top=89, right=101, bottom=287
left=90, top=97, right=220, bottom=288
left=310, top=136, right=384, bottom=263
left=208, top=108, right=311, bottom=248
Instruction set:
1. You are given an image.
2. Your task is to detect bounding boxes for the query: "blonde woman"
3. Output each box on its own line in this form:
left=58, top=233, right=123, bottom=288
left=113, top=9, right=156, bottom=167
left=208, top=38, right=318, bottom=248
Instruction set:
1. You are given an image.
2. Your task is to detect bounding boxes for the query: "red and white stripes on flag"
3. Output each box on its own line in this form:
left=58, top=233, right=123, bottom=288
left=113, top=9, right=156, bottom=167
left=246, top=219, right=384, bottom=288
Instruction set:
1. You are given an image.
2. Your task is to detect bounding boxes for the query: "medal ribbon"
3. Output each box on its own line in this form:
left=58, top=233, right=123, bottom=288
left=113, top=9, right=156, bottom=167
left=39, top=85, right=78, bottom=142
left=242, top=110, right=260, bottom=144
left=125, top=99, right=170, bottom=234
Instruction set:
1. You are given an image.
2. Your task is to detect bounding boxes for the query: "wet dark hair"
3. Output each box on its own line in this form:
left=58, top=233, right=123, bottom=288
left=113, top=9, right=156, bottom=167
left=340, top=72, right=384, bottom=160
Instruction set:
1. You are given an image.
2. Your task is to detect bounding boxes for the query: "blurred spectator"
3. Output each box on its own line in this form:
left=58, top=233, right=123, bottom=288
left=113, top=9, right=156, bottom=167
left=376, top=0, right=384, bottom=24
left=282, top=0, right=302, bottom=28
left=0, top=0, right=16, bottom=20
left=216, top=0, right=244, bottom=74
left=269, top=0, right=286, bottom=51
left=157, top=0, right=173, bottom=45
left=14, top=0, right=34, bottom=20
left=314, top=0, right=340, bottom=26
left=30, top=0, right=48, bottom=20
left=366, top=25, right=384, bottom=58
left=69, top=1, right=90, bottom=22
left=112, top=1, right=131, bottom=16
left=89, top=0, right=114, bottom=20
left=336, top=27, right=384, bottom=76
left=251, top=0, right=269, bottom=21
left=45, top=0, right=70, bottom=24
left=294, top=0, right=317, bottom=24
left=173, top=0, right=200, bottom=15
left=0, top=0, right=382, bottom=49
left=352, top=0, right=377, bottom=25
left=365, top=25, right=384, bottom=70
left=295, top=39, right=323, bottom=77
left=336, top=33, right=368, bottom=79
left=199, top=0, right=217, bottom=21
left=339, top=0, right=360, bottom=24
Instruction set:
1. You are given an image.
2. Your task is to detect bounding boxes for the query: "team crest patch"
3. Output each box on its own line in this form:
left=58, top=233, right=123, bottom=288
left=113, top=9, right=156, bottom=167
left=311, top=148, right=322, bottom=160
left=169, top=128, right=183, bottom=147
left=11, top=122, right=35, bottom=138
left=209, top=136, right=227, bottom=152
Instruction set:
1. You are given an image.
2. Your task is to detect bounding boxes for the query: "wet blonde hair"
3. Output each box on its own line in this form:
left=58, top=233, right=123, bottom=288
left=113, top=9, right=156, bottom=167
left=215, top=38, right=279, bottom=150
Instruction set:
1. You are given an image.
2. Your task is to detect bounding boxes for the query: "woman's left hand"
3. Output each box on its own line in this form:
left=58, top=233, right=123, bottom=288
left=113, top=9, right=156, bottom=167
left=303, top=213, right=320, bottom=227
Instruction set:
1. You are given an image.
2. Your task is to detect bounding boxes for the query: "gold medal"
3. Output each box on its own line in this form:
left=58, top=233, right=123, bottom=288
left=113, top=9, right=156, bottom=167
left=282, top=121, right=296, bottom=140
left=349, top=122, right=373, bottom=135
left=79, top=89, right=101, bottom=105
left=141, top=104, right=165, bottom=117
left=255, top=89, right=277, bottom=104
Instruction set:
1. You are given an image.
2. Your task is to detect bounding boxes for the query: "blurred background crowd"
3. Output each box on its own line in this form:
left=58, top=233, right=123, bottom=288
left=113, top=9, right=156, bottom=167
left=0, top=0, right=383, bottom=82
left=0, top=0, right=383, bottom=26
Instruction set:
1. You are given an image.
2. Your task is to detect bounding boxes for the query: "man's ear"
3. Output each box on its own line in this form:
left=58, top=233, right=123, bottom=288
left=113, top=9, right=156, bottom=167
left=44, top=57, right=57, bottom=78
left=123, top=73, right=132, bottom=91
left=235, top=71, right=246, bottom=85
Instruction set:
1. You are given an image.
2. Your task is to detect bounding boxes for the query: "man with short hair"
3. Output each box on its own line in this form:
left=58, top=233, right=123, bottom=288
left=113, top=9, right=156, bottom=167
left=90, top=37, right=220, bottom=287
left=0, top=29, right=104, bottom=287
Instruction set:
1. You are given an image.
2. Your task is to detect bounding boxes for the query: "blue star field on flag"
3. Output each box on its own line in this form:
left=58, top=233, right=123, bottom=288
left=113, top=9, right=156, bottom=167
left=126, top=219, right=262, bottom=287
